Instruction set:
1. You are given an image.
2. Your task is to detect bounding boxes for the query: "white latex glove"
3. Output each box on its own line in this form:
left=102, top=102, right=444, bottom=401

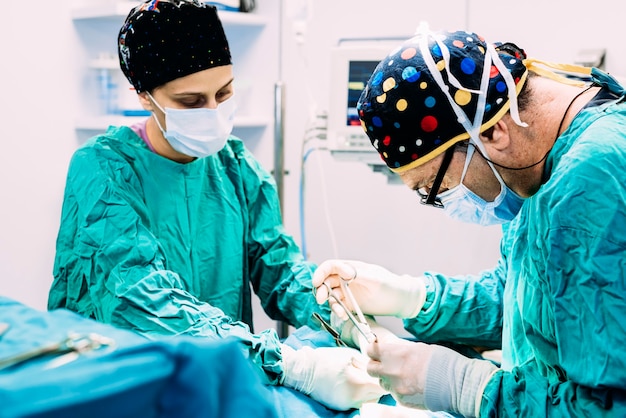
left=313, top=259, right=426, bottom=319
left=366, top=340, right=498, bottom=417
left=281, top=344, right=388, bottom=411
left=359, top=403, right=433, bottom=418
left=331, top=311, right=400, bottom=351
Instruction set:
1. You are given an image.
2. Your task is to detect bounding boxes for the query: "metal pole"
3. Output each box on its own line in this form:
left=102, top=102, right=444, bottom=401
left=274, top=81, right=290, bottom=339
left=273, top=81, right=285, bottom=207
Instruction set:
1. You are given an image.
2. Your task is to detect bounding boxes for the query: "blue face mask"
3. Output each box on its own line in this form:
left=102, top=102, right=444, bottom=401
left=438, top=146, right=525, bottom=225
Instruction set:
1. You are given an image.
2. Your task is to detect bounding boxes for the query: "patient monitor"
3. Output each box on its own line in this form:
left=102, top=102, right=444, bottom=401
left=326, top=41, right=402, bottom=182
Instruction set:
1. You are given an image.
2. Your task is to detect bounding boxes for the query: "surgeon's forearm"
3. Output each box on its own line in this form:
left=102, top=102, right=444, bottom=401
left=249, top=227, right=332, bottom=331
left=106, top=273, right=284, bottom=384
left=403, top=272, right=504, bottom=348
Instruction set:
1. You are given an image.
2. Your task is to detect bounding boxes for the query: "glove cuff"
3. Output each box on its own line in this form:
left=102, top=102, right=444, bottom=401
left=280, top=345, right=315, bottom=395
left=423, top=346, right=498, bottom=417
left=396, top=276, right=427, bottom=318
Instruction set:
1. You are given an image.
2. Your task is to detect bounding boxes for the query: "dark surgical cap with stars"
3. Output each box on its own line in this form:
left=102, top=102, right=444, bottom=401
left=118, top=0, right=232, bottom=93
left=357, top=30, right=528, bottom=173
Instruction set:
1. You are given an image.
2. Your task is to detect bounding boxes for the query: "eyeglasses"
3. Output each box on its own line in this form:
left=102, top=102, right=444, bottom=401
left=416, top=146, right=456, bottom=208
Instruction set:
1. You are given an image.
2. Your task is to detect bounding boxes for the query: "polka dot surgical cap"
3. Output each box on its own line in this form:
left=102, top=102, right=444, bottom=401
left=357, top=30, right=528, bottom=173
left=118, top=0, right=232, bottom=93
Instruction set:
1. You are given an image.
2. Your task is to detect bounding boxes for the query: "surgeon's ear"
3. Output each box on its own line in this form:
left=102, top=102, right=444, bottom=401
left=137, top=92, right=154, bottom=111
left=478, top=119, right=510, bottom=154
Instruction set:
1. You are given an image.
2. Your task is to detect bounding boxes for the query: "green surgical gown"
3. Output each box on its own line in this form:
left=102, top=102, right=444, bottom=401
left=405, top=90, right=626, bottom=415
left=49, top=126, right=329, bottom=384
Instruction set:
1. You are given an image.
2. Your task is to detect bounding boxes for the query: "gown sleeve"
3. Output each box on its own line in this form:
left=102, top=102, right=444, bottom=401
left=480, top=230, right=626, bottom=416
left=49, top=140, right=285, bottom=384
left=402, top=247, right=507, bottom=349
left=233, top=141, right=331, bottom=329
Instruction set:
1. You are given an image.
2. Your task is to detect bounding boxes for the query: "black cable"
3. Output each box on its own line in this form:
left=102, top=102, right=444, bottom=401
left=474, top=85, right=593, bottom=171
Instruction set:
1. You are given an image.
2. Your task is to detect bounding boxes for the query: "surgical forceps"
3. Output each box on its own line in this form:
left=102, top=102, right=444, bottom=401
left=311, top=312, right=347, bottom=347
left=316, top=279, right=377, bottom=347
left=0, top=332, right=115, bottom=371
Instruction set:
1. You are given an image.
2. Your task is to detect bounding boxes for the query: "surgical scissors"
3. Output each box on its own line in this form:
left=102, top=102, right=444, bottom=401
left=311, top=312, right=347, bottom=347
left=0, top=332, right=115, bottom=371
left=317, top=280, right=377, bottom=346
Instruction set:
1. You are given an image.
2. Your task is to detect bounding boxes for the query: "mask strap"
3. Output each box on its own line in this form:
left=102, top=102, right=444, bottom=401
left=460, top=144, right=475, bottom=180
left=449, top=143, right=474, bottom=194
left=488, top=43, right=528, bottom=128
left=419, top=33, right=510, bottom=198
left=458, top=142, right=507, bottom=189
left=418, top=34, right=481, bottom=140
left=432, top=35, right=482, bottom=94
left=145, top=91, right=167, bottom=133
left=146, top=91, right=166, bottom=114
left=470, top=46, right=491, bottom=147
left=466, top=46, right=517, bottom=196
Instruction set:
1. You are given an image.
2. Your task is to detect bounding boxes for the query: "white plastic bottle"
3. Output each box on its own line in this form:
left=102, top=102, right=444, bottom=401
left=91, top=53, right=119, bottom=115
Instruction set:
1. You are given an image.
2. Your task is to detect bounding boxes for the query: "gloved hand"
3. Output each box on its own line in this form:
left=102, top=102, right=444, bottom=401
left=281, top=344, right=388, bottom=411
left=366, top=339, right=498, bottom=417
left=331, top=312, right=400, bottom=351
left=313, top=260, right=426, bottom=319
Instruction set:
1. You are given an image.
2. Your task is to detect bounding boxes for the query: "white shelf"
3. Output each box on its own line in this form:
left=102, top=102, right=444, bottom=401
left=71, top=2, right=267, bottom=27
left=75, top=115, right=270, bottom=131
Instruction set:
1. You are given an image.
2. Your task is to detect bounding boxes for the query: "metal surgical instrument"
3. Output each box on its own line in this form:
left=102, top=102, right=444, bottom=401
left=0, top=332, right=116, bottom=371
left=319, top=281, right=377, bottom=345
left=311, top=312, right=347, bottom=347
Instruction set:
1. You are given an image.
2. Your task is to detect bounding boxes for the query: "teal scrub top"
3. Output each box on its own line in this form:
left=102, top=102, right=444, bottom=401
left=48, top=126, right=329, bottom=384
left=405, top=73, right=626, bottom=415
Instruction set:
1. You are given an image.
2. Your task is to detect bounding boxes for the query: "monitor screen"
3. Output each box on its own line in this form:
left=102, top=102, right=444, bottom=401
left=346, top=60, right=380, bottom=126
left=327, top=44, right=394, bottom=157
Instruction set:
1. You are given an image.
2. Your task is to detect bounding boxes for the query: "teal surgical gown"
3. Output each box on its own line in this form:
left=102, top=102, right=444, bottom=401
left=405, top=76, right=626, bottom=415
left=48, top=126, right=329, bottom=384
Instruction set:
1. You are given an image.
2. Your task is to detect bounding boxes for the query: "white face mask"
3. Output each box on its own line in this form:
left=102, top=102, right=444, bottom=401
left=147, top=92, right=237, bottom=158
left=438, top=146, right=525, bottom=225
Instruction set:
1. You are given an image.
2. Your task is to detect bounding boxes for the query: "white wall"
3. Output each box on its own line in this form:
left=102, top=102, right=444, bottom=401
left=0, top=1, right=79, bottom=309
left=2, top=0, right=624, bottom=327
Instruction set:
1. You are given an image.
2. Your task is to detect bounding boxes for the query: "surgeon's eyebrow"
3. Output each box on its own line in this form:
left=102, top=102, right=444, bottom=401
left=221, top=78, right=235, bottom=89
left=172, top=78, right=235, bottom=97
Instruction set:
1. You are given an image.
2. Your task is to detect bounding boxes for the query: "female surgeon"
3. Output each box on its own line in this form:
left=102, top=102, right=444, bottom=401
left=48, top=0, right=385, bottom=411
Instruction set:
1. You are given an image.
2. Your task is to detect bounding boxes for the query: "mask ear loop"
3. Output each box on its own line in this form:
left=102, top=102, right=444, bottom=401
left=433, top=143, right=475, bottom=202
left=462, top=44, right=521, bottom=198
left=418, top=33, right=488, bottom=158
left=472, top=46, right=515, bottom=195
left=459, top=143, right=475, bottom=184
left=417, top=34, right=479, bottom=137
left=488, top=43, right=528, bottom=128
left=145, top=91, right=168, bottom=134
left=433, top=35, right=482, bottom=95
left=456, top=49, right=510, bottom=201
left=145, top=91, right=165, bottom=114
